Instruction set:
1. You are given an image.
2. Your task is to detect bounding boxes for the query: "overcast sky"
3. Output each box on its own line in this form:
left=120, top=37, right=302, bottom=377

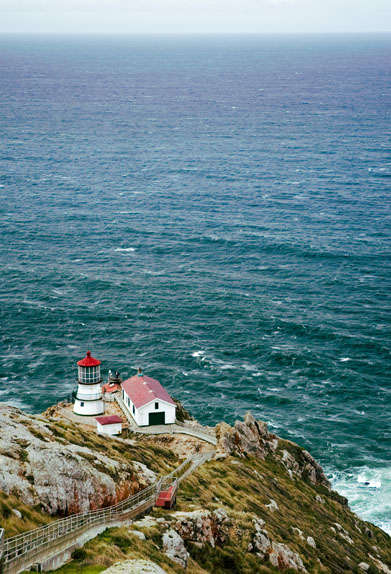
left=0, top=0, right=390, bottom=34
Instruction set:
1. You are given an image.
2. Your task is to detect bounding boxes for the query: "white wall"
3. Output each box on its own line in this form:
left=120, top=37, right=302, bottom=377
left=138, top=400, right=176, bottom=426
left=123, top=389, right=140, bottom=425
left=96, top=421, right=122, bottom=435
left=122, top=389, right=176, bottom=426
left=74, top=397, right=104, bottom=416
left=74, top=382, right=104, bottom=415
left=75, top=382, right=102, bottom=399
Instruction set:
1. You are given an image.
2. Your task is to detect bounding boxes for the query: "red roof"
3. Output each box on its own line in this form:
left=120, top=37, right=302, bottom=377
left=102, top=382, right=122, bottom=394
left=77, top=351, right=101, bottom=367
left=122, top=374, right=176, bottom=409
left=96, top=415, right=123, bottom=426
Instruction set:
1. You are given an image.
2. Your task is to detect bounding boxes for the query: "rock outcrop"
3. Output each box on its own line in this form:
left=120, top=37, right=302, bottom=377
left=173, top=507, right=230, bottom=548
left=134, top=509, right=310, bottom=572
left=216, top=412, right=330, bottom=488
left=248, top=518, right=308, bottom=572
left=216, top=412, right=276, bottom=459
left=0, top=405, right=155, bottom=515
left=162, top=529, right=189, bottom=567
left=102, top=560, right=167, bottom=574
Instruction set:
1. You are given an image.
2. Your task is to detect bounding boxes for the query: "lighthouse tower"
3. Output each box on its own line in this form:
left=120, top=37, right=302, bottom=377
left=73, top=351, right=104, bottom=416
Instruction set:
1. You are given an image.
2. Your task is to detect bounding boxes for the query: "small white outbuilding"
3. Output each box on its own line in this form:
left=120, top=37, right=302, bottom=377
left=96, top=415, right=123, bottom=435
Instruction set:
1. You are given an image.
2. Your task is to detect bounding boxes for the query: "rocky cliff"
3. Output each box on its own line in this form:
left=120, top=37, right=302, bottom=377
left=216, top=411, right=332, bottom=489
left=1, top=404, right=391, bottom=574
left=0, top=405, right=169, bottom=519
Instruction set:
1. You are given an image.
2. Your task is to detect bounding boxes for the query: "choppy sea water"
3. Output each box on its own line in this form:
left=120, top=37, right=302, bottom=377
left=0, top=34, right=390, bottom=532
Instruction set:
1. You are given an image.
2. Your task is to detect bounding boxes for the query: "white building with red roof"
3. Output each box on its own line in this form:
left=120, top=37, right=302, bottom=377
left=122, top=370, right=176, bottom=426
left=96, top=415, right=123, bottom=436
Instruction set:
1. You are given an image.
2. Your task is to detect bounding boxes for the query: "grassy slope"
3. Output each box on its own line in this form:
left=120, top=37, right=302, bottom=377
left=46, top=446, right=391, bottom=574
left=176, top=453, right=391, bottom=574
left=1, top=415, right=178, bottom=537
left=3, top=413, right=391, bottom=573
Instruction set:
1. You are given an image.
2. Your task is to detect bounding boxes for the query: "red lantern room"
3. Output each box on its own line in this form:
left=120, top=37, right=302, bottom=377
left=77, top=351, right=102, bottom=385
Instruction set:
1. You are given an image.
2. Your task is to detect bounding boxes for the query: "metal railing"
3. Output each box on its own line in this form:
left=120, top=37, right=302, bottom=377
left=3, top=484, right=156, bottom=571
left=2, top=451, right=214, bottom=573
left=0, top=528, right=4, bottom=574
left=175, top=420, right=216, bottom=438
left=74, top=393, right=103, bottom=401
left=114, top=394, right=135, bottom=427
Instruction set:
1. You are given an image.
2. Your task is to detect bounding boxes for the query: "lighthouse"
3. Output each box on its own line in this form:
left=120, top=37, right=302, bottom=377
left=73, top=351, right=104, bottom=416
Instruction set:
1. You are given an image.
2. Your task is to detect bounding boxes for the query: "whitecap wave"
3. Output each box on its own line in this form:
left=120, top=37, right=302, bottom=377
left=115, top=247, right=136, bottom=252
left=192, top=350, right=205, bottom=358
left=329, top=466, right=391, bottom=533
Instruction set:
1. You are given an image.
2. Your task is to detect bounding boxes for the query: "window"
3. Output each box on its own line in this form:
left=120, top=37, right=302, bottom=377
left=155, top=402, right=159, bottom=410
left=133, top=405, right=135, bottom=414
left=78, top=365, right=100, bottom=384
left=80, top=402, right=84, bottom=407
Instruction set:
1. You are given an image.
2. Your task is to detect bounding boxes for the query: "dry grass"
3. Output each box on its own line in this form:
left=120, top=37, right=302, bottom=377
left=1, top=416, right=180, bottom=537
left=0, top=491, right=52, bottom=537
left=176, top=454, right=391, bottom=574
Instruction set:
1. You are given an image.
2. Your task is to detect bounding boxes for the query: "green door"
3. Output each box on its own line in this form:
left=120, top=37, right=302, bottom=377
left=149, top=412, right=166, bottom=426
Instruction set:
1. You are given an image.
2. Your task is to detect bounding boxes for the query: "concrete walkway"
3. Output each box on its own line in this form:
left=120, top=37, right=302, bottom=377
left=56, top=399, right=217, bottom=446
left=114, top=395, right=217, bottom=445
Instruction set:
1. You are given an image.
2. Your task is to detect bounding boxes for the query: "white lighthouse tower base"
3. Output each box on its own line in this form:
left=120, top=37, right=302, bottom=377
left=74, top=395, right=104, bottom=416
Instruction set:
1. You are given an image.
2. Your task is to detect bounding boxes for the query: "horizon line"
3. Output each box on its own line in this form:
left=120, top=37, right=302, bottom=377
left=1, top=31, right=391, bottom=36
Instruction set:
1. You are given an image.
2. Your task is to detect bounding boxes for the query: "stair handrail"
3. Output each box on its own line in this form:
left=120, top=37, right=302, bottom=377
left=2, top=450, right=215, bottom=570
left=0, top=528, right=4, bottom=574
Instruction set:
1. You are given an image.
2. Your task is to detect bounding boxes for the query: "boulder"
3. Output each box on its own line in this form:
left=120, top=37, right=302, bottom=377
left=130, top=530, right=146, bottom=540
left=173, top=507, right=230, bottom=548
left=162, top=529, right=189, bottom=567
left=266, top=499, right=279, bottom=512
left=249, top=518, right=307, bottom=572
left=307, top=536, right=316, bottom=548
left=369, top=556, right=391, bottom=574
left=269, top=540, right=308, bottom=572
left=102, top=560, right=167, bottom=574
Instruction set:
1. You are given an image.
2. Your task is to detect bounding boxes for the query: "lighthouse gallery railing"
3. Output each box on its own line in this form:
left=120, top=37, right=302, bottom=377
left=2, top=452, right=213, bottom=572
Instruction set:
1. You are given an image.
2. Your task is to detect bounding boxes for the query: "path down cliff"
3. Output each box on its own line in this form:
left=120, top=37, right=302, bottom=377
left=1, top=405, right=391, bottom=574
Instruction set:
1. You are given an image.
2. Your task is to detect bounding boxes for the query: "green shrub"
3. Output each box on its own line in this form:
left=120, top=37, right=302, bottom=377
left=19, top=449, right=29, bottom=462
left=71, top=548, right=87, bottom=561
left=111, top=535, right=131, bottom=552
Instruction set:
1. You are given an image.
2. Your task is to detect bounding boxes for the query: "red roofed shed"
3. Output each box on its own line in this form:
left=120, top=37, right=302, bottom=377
left=96, top=414, right=122, bottom=436
left=96, top=415, right=123, bottom=425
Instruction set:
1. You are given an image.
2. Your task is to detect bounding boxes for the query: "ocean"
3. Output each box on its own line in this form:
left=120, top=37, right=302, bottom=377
left=0, top=34, right=390, bottom=532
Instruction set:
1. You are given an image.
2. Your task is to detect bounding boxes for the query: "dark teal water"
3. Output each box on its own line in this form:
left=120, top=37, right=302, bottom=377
left=1, top=35, right=391, bottom=530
